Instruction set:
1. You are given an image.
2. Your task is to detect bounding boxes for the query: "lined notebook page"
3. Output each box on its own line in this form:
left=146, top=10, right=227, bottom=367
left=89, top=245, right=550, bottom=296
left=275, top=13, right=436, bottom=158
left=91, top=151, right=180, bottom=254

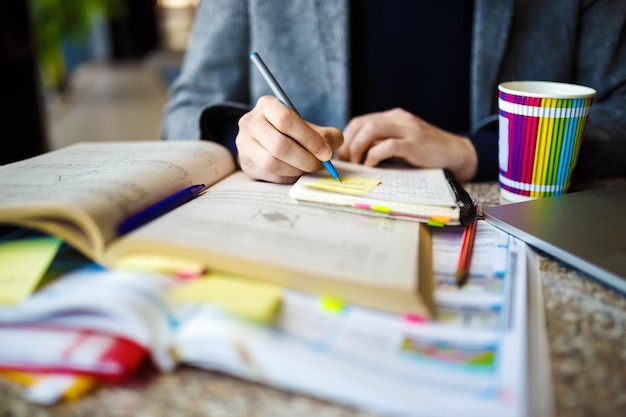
left=290, top=160, right=458, bottom=206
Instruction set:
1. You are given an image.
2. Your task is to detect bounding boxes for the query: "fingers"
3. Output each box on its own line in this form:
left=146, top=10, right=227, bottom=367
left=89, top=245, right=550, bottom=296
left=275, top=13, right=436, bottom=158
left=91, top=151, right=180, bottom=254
left=337, top=108, right=409, bottom=163
left=337, top=108, right=478, bottom=181
left=307, top=122, right=344, bottom=154
left=260, top=96, right=334, bottom=160
left=236, top=132, right=306, bottom=183
left=236, top=96, right=342, bottom=183
left=360, top=138, right=404, bottom=167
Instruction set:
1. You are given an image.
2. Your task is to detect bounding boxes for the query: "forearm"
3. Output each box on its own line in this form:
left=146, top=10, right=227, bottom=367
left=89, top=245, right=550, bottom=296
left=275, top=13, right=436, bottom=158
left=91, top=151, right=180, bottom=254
left=161, top=0, right=250, bottom=141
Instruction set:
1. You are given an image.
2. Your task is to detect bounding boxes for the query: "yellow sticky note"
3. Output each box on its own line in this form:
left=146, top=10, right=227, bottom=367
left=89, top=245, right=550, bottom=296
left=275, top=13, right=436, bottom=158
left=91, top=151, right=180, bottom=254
left=0, top=236, right=62, bottom=304
left=305, top=177, right=381, bottom=196
left=115, top=254, right=206, bottom=278
left=170, top=271, right=283, bottom=323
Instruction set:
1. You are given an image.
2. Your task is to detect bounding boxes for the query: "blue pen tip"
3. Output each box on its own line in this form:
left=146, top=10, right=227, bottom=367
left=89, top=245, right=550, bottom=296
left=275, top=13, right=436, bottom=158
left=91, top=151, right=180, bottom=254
left=322, top=160, right=341, bottom=182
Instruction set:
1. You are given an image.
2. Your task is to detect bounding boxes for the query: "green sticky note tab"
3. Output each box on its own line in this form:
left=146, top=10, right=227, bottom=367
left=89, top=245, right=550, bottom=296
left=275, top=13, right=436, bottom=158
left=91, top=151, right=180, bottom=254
left=0, top=236, right=63, bottom=304
left=170, top=271, right=283, bottom=323
left=319, top=295, right=346, bottom=314
left=371, top=205, right=391, bottom=213
left=427, top=219, right=445, bottom=227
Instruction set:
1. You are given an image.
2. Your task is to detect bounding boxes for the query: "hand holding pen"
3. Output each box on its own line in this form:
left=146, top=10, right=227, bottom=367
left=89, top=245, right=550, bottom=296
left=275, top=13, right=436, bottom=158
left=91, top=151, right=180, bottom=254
left=235, top=51, right=343, bottom=184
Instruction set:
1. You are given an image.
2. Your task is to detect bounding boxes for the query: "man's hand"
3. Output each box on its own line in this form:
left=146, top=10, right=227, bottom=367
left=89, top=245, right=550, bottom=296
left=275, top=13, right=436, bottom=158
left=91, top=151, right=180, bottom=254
left=336, top=108, right=477, bottom=182
left=236, top=96, right=344, bottom=183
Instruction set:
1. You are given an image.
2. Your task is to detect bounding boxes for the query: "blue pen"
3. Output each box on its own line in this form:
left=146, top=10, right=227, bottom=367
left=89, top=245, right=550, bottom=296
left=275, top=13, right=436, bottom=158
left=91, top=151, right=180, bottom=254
left=117, top=184, right=206, bottom=235
left=249, top=51, right=341, bottom=182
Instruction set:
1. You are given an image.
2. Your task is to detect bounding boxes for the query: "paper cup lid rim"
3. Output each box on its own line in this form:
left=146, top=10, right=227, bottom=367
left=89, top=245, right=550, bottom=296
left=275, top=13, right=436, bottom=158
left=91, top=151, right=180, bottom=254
left=498, top=81, right=596, bottom=98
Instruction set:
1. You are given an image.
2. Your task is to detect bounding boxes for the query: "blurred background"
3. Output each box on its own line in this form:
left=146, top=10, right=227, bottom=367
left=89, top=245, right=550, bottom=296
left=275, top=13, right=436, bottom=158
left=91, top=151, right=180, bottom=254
left=1, top=0, right=199, bottom=165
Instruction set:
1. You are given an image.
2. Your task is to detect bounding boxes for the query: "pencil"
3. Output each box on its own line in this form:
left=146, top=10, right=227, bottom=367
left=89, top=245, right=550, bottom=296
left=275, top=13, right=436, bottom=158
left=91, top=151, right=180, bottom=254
left=455, top=203, right=479, bottom=287
left=249, top=51, right=341, bottom=182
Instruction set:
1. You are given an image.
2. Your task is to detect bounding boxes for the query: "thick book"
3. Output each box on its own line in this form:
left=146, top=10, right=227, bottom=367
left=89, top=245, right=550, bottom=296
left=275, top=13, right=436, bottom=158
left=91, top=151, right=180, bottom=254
left=0, top=228, right=547, bottom=416
left=0, top=141, right=433, bottom=316
left=289, top=160, right=476, bottom=226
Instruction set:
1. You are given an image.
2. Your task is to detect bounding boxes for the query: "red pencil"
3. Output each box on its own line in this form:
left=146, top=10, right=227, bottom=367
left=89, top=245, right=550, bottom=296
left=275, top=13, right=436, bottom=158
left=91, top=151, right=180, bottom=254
left=455, top=203, right=479, bottom=287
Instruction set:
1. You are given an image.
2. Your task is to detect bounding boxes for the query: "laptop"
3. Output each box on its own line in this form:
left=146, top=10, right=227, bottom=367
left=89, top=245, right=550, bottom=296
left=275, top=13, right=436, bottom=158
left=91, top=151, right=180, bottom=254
left=483, top=185, right=626, bottom=293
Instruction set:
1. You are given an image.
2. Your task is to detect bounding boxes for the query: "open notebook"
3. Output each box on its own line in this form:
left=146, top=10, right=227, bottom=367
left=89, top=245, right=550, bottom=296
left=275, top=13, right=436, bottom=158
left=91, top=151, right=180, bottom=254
left=289, top=160, right=476, bottom=226
left=484, top=185, right=626, bottom=293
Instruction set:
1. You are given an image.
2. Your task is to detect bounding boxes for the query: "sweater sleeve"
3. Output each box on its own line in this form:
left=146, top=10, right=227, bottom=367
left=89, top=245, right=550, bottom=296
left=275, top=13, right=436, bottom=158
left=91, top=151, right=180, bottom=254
left=161, top=0, right=250, bottom=141
left=199, top=103, right=250, bottom=161
left=468, top=130, right=499, bottom=182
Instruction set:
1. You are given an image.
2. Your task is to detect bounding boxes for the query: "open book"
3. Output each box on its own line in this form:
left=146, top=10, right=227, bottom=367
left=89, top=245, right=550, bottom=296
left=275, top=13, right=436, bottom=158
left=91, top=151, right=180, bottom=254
left=0, top=141, right=433, bottom=315
left=290, top=160, right=476, bottom=226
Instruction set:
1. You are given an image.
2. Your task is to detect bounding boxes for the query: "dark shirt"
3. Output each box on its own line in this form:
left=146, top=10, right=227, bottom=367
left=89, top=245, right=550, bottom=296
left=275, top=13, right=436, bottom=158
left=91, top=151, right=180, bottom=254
left=350, top=0, right=473, bottom=133
left=350, top=0, right=498, bottom=181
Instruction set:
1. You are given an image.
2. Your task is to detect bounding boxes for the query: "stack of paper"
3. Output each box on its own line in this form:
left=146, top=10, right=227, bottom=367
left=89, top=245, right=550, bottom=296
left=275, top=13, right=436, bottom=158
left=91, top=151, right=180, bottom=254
left=172, top=221, right=547, bottom=417
left=0, top=223, right=552, bottom=416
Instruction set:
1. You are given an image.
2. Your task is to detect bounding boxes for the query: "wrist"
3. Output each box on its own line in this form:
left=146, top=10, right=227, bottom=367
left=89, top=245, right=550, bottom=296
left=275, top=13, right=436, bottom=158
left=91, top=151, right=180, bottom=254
left=451, top=135, right=477, bottom=182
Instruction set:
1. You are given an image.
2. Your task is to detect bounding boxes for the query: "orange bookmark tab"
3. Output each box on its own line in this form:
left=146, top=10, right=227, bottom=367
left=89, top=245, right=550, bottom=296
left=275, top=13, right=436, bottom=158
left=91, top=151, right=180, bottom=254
left=430, top=215, right=451, bottom=224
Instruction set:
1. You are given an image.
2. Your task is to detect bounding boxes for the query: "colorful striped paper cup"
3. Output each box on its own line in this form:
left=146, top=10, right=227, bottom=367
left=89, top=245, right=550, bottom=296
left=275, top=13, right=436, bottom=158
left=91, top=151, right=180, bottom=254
left=497, top=81, right=596, bottom=202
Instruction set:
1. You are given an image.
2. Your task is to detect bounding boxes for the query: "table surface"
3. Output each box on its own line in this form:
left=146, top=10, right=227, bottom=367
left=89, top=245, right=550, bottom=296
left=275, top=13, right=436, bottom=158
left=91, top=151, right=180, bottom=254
left=2, top=179, right=626, bottom=417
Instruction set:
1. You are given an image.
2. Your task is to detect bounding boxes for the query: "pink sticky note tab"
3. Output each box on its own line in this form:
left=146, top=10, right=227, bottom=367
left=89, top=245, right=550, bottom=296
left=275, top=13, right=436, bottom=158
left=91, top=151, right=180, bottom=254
left=403, top=313, right=427, bottom=324
left=175, top=269, right=207, bottom=280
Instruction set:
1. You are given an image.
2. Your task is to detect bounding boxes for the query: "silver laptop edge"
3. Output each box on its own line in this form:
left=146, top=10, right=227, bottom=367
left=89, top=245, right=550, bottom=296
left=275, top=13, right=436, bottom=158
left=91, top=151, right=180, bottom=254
left=483, top=186, right=626, bottom=294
